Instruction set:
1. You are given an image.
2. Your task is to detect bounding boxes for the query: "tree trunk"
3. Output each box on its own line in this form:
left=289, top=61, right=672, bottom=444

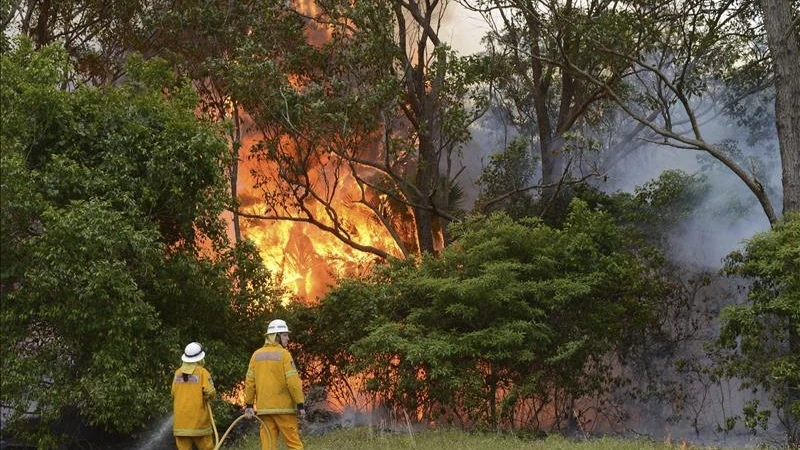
left=759, top=3, right=799, bottom=439
left=231, top=104, right=242, bottom=244
left=761, top=0, right=800, bottom=215
left=34, top=0, right=52, bottom=47
left=398, top=0, right=445, bottom=255
left=524, top=9, right=565, bottom=199
left=414, top=206, right=435, bottom=254
left=415, top=136, right=438, bottom=254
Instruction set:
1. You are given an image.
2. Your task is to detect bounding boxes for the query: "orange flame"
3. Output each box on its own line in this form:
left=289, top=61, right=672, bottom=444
left=236, top=131, right=402, bottom=302
left=229, top=1, right=408, bottom=303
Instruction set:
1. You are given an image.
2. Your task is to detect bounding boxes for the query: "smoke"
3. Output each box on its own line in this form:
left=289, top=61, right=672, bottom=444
left=601, top=120, right=778, bottom=270
left=248, top=3, right=787, bottom=445
left=593, top=101, right=785, bottom=446
left=439, top=3, right=490, bottom=56
left=442, top=16, right=786, bottom=442
left=438, top=5, right=781, bottom=267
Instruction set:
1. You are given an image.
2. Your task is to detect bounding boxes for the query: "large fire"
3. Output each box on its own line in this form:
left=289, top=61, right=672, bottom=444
left=235, top=132, right=402, bottom=303
left=229, top=0, right=405, bottom=303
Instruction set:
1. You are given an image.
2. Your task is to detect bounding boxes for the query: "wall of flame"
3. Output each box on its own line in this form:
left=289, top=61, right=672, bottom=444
left=234, top=132, right=402, bottom=303
left=225, top=0, right=406, bottom=303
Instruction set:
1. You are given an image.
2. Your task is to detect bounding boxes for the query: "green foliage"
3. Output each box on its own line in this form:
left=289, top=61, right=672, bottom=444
left=575, top=170, right=711, bottom=245
left=297, top=200, right=665, bottom=431
left=476, top=0, right=648, bottom=142
left=192, top=0, right=495, bottom=254
left=476, top=137, right=538, bottom=219
left=1, top=0, right=147, bottom=84
left=715, top=213, right=800, bottom=443
left=0, top=41, right=279, bottom=448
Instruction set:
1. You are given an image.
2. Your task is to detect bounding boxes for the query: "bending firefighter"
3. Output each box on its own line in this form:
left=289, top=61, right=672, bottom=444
left=172, top=342, right=217, bottom=450
left=244, top=319, right=306, bottom=450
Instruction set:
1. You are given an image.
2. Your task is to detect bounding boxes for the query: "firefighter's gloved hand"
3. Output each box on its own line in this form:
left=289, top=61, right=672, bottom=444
left=297, top=405, right=306, bottom=421
left=244, top=406, right=255, bottom=419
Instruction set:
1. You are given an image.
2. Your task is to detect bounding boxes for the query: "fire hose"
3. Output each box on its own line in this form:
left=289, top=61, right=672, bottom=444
left=208, top=403, right=273, bottom=450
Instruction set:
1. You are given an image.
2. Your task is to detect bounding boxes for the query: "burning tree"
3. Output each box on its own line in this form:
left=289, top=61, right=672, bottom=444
left=46, top=0, right=495, bottom=299
left=225, top=0, right=490, bottom=263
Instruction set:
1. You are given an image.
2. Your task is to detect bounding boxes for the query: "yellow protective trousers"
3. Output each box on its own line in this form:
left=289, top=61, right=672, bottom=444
left=257, top=414, right=303, bottom=450
left=174, top=434, right=214, bottom=450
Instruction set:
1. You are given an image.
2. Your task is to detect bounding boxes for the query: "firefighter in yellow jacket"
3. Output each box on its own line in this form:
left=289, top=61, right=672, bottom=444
left=244, top=319, right=305, bottom=450
left=172, top=342, right=216, bottom=450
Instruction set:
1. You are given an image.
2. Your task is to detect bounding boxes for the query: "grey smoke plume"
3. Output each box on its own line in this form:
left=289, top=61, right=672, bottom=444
left=593, top=100, right=784, bottom=445
left=602, top=119, right=778, bottom=270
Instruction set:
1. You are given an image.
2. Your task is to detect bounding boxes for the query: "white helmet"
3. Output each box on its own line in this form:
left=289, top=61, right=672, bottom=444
left=181, top=342, right=205, bottom=363
left=267, top=319, right=289, bottom=334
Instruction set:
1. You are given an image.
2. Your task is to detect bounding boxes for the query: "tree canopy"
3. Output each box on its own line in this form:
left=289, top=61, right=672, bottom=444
left=0, top=40, right=280, bottom=448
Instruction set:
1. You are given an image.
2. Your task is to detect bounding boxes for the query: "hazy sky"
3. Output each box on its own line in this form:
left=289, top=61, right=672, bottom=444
left=439, top=3, right=490, bottom=55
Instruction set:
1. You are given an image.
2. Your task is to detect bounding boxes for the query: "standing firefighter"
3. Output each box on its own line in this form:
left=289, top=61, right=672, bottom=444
left=172, top=342, right=216, bottom=450
left=244, top=319, right=306, bottom=450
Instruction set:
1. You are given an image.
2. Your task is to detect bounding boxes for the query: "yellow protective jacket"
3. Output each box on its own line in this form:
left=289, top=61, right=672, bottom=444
left=171, top=364, right=216, bottom=436
left=244, top=343, right=305, bottom=415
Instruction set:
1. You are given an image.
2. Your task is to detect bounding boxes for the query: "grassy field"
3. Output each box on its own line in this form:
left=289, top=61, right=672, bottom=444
left=223, top=427, right=768, bottom=450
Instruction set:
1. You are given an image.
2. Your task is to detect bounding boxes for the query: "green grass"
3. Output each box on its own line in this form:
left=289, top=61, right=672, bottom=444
left=223, top=427, right=759, bottom=450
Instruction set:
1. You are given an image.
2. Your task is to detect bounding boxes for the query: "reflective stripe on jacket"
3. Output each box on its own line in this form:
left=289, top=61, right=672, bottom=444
left=171, top=366, right=216, bottom=436
left=244, top=343, right=305, bottom=415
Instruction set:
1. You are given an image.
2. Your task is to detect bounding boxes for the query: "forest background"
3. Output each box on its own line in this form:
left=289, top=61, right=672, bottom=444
left=0, top=0, right=798, bottom=449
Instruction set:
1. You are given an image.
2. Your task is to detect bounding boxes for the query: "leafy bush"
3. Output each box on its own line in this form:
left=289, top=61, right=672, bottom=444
left=716, top=213, right=800, bottom=445
left=295, top=200, right=666, bottom=431
left=0, top=40, right=280, bottom=448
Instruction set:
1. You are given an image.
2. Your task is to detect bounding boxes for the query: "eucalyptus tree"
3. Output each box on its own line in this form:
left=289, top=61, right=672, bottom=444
left=461, top=0, right=648, bottom=216
left=223, top=0, right=491, bottom=256
left=549, top=0, right=796, bottom=223
left=4, top=0, right=492, bottom=258
left=462, top=0, right=799, bottom=225
left=759, top=0, right=799, bottom=215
